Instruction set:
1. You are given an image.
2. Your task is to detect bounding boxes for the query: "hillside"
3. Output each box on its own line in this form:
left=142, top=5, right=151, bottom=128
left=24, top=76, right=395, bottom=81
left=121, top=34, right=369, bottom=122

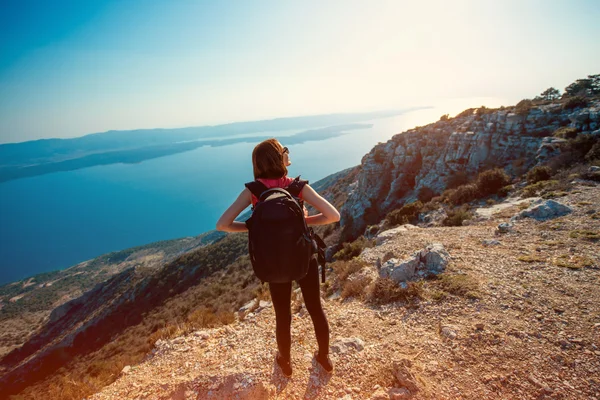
left=0, top=231, right=225, bottom=359
left=1, top=75, right=599, bottom=399
left=90, top=181, right=600, bottom=399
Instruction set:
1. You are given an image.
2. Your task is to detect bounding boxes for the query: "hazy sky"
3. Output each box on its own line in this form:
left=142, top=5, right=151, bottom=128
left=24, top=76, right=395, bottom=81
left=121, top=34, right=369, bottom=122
left=0, top=0, right=599, bottom=144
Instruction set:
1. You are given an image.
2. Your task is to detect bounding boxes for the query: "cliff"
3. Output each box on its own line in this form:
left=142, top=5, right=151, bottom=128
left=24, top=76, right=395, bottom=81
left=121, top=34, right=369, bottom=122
left=341, top=100, right=600, bottom=237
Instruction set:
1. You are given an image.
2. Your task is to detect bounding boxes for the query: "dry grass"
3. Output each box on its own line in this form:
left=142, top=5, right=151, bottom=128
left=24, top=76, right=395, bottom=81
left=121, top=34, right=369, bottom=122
left=330, top=258, right=368, bottom=282
left=433, top=274, right=481, bottom=299
left=517, top=254, right=545, bottom=263
left=569, top=230, right=600, bottom=240
left=365, top=278, right=424, bottom=305
left=553, top=254, right=596, bottom=269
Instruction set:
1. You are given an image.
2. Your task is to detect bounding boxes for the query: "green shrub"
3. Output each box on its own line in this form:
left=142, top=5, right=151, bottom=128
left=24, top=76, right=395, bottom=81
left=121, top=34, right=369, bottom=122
left=447, top=171, right=469, bottom=189
left=526, top=165, right=553, bottom=184
left=386, top=201, right=423, bottom=225
left=455, top=108, right=475, bottom=118
left=417, top=187, right=437, bottom=203
left=553, top=127, right=578, bottom=139
left=443, top=207, right=472, bottom=226
left=334, top=236, right=374, bottom=261
left=448, top=184, right=478, bottom=205
left=515, top=99, right=533, bottom=116
left=498, top=185, right=513, bottom=197
left=585, top=142, right=600, bottom=161
left=562, top=96, right=588, bottom=110
left=475, top=168, right=511, bottom=196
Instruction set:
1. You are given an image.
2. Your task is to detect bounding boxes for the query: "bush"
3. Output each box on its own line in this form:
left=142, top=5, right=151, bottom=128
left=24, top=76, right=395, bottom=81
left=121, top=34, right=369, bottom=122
left=515, top=99, right=533, bottom=116
left=455, top=108, right=475, bottom=118
left=553, top=127, right=578, bottom=139
left=366, top=278, right=423, bottom=305
left=417, top=187, right=437, bottom=203
left=443, top=207, right=472, bottom=226
left=440, top=114, right=449, bottom=121
left=447, top=184, right=478, bottom=205
left=447, top=171, right=469, bottom=189
left=331, top=258, right=368, bottom=281
left=386, top=201, right=423, bottom=225
left=498, top=185, right=513, bottom=197
left=562, top=96, right=588, bottom=110
left=475, top=168, right=511, bottom=196
left=585, top=142, right=600, bottom=161
left=526, top=165, right=553, bottom=184
left=334, top=237, right=374, bottom=261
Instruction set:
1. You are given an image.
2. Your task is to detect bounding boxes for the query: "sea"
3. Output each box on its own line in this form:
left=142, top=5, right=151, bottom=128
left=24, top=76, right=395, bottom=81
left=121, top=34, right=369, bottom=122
left=0, top=97, right=506, bottom=285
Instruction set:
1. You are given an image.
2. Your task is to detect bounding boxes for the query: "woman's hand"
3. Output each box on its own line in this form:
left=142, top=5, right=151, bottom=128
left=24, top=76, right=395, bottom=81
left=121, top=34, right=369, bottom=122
left=216, top=188, right=251, bottom=232
left=301, top=184, right=340, bottom=226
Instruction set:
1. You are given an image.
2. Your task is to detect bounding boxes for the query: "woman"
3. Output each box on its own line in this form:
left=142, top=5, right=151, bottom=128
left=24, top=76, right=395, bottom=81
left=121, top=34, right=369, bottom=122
left=216, top=138, right=340, bottom=377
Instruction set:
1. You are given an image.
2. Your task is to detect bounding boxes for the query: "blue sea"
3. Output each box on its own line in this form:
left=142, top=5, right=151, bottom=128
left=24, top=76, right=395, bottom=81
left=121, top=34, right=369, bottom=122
left=0, top=99, right=504, bottom=285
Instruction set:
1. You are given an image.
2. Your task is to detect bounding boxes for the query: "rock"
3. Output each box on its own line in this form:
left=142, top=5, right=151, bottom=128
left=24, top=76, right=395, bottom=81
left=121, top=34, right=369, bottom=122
left=590, top=166, right=600, bottom=173
left=379, top=257, right=418, bottom=282
left=331, top=337, right=365, bottom=354
left=391, top=358, right=419, bottom=393
left=239, top=299, right=256, bottom=312
left=121, top=365, right=131, bottom=374
left=369, top=388, right=388, bottom=400
left=379, top=243, right=450, bottom=284
left=441, top=326, right=458, bottom=340
left=513, top=199, right=573, bottom=221
left=482, top=239, right=501, bottom=246
left=418, top=208, right=448, bottom=227
left=497, top=222, right=513, bottom=233
left=375, top=224, right=419, bottom=245
left=475, top=323, right=485, bottom=331
left=257, top=300, right=272, bottom=310
left=389, top=387, right=411, bottom=400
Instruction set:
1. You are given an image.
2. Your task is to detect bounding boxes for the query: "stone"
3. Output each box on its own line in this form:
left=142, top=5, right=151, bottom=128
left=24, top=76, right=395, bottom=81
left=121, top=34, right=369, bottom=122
left=391, top=358, right=419, bottom=393
left=331, top=337, right=365, bottom=354
left=513, top=199, right=573, bottom=221
left=482, top=239, right=501, bottom=246
left=369, top=388, right=388, bottom=400
left=121, top=365, right=131, bottom=374
left=441, top=326, right=457, bottom=340
left=389, top=387, right=411, bottom=399
left=497, top=222, right=513, bottom=233
left=239, top=299, right=256, bottom=312
left=375, top=224, right=419, bottom=245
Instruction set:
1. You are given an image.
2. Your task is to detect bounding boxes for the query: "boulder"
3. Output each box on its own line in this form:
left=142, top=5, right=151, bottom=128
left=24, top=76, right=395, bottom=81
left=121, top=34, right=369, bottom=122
left=379, top=243, right=449, bottom=284
left=331, top=337, right=365, bottom=354
left=513, top=199, right=573, bottom=221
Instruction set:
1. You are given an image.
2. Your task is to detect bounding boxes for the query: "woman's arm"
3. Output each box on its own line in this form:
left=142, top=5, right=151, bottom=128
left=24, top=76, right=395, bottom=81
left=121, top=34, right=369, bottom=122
left=216, top=188, right=252, bottom=232
left=301, top=184, right=340, bottom=226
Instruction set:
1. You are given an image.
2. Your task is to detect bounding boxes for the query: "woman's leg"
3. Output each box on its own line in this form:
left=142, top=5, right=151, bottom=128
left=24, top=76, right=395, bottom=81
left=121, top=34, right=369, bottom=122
left=298, top=258, right=330, bottom=355
left=268, top=281, right=293, bottom=361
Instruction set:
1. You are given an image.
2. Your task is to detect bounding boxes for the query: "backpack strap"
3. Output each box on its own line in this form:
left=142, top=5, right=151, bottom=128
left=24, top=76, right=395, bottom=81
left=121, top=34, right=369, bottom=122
left=244, top=181, right=269, bottom=200
left=286, top=176, right=309, bottom=197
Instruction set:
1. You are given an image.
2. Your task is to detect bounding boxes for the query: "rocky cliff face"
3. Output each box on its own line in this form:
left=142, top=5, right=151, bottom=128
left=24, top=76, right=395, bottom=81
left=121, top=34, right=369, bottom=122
left=341, top=100, right=600, bottom=237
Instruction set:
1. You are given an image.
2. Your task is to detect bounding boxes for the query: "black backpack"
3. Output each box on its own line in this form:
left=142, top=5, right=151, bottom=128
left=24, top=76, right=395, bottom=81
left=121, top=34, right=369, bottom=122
left=245, top=177, right=326, bottom=283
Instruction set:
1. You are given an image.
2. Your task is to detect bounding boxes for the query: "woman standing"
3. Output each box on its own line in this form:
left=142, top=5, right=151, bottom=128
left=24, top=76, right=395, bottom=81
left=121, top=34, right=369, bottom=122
left=216, top=138, right=340, bottom=377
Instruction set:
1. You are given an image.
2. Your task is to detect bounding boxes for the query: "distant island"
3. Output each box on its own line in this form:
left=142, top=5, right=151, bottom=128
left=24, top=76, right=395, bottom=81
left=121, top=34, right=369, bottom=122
left=0, top=109, right=426, bottom=182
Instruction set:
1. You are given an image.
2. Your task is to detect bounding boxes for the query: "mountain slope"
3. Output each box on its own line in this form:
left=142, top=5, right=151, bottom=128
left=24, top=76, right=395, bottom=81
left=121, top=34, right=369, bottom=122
left=90, top=182, right=600, bottom=400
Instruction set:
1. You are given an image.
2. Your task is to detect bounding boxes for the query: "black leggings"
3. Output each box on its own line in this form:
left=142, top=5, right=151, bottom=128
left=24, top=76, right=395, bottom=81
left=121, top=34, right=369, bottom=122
left=268, top=258, right=330, bottom=361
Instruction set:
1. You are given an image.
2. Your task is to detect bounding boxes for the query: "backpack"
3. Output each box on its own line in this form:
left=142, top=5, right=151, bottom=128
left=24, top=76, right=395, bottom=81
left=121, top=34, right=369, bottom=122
left=245, top=176, right=327, bottom=284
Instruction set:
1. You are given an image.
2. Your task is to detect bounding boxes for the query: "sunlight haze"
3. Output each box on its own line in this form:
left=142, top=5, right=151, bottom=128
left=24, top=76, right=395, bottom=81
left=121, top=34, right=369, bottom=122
left=0, top=0, right=599, bottom=143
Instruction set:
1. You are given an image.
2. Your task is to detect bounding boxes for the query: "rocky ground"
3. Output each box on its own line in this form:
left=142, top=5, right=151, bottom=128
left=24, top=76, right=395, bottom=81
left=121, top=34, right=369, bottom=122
left=90, top=181, right=599, bottom=400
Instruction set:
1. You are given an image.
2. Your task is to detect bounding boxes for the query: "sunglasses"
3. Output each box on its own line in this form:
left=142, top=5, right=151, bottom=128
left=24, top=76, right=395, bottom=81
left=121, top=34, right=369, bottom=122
left=282, top=146, right=289, bottom=155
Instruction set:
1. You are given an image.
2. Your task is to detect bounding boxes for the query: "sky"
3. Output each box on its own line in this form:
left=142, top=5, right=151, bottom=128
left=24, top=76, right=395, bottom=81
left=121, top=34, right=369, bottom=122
left=0, top=0, right=599, bottom=144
